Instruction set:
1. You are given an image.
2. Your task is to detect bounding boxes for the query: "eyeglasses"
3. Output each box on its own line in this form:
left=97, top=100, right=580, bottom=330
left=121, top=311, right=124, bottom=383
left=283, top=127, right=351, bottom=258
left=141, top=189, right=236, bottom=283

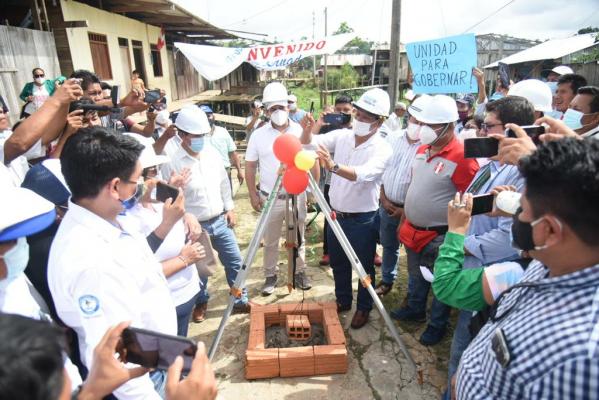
left=34, top=74, right=45, bottom=78
left=481, top=122, right=504, bottom=132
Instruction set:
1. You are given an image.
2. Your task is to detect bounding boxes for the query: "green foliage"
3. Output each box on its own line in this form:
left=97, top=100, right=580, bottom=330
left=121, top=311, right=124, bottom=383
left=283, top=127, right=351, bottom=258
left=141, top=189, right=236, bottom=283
left=577, top=26, right=599, bottom=34
left=333, top=22, right=354, bottom=35
left=332, top=22, right=373, bottom=54
left=327, top=63, right=359, bottom=90
left=572, top=46, right=599, bottom=63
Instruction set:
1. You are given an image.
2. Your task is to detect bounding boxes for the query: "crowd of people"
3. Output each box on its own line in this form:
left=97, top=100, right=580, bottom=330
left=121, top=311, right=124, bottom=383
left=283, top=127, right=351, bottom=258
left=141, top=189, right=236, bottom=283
left=0, top=62, right=598, bottom=400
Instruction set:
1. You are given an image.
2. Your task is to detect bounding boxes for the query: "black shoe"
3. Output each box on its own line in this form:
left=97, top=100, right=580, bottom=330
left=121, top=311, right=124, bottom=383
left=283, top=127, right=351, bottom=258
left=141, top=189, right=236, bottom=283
left=390, top=306, right=426, bottom=322
left=337, top=302, right=352, bottom=313
left=419, top=324, right=447, bottom=346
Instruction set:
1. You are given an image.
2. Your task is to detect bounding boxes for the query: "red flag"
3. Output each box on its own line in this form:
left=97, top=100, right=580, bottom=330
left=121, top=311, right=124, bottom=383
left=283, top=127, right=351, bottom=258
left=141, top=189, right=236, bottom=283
left=156, top=26, right=165, bottom=50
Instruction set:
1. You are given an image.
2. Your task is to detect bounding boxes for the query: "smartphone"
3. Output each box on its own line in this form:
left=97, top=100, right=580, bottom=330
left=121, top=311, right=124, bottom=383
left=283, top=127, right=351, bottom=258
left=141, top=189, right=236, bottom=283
left=471, top=193, right=495, bottom=215
left=323, top=113, right=351, bottom=126
left=491, top=328, right=511, bottom=368
left=464, top=137, right=499, bottom=158
left=506, top=125, right=545, bottom=145
left=144, top=89, right=161, bottom=104
left=498, top=62, right=510, bottom=89
left=156, top=181, right=179, bottom=203
left=309, top=101, right=315, bottom=114
left=121, top=327, right=197, bottom=373
left=111, top=85, right=120, bottom=107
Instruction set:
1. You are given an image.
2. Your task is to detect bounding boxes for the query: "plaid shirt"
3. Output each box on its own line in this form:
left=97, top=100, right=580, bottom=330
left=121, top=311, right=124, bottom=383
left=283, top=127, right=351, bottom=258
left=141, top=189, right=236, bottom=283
left=457, top=260, right=599, bottom=399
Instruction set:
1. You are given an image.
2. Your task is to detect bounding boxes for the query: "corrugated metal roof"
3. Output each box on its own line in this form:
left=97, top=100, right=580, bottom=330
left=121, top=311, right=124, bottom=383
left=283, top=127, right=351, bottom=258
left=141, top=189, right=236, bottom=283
left=484, top=33, right=598, bottom=68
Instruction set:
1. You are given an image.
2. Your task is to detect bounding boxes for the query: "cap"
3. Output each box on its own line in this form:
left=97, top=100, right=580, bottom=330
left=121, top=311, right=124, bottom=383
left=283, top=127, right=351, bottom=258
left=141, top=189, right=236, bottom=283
left=175, top=106, right=211, bottom=135
left=456, top=93, right=475, bottom=106
left=551, top=65, right=574, bottom=76
left=395, top=102, right=407, bottom=110
left=21, top=160, right=71, bottom=206
left=288, top=94, right=297, bottom=103
left=0, top=187, right=56, bottom=241
left=199, top=104, right=213, bottom=114
left=416, top=95, right=459, bottom=124
left=123, top=133, right=170, bottom=169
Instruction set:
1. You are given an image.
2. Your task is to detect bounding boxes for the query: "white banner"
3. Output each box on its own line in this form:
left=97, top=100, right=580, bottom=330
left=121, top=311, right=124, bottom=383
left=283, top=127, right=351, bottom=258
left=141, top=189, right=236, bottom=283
left=174, top=34, right=353, bottom=81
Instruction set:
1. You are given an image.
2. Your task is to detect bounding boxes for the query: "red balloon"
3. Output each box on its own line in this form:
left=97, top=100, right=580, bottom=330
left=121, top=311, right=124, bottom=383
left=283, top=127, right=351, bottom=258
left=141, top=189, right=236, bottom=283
left=273, top=134, right=302, bottom=165
left=282, top=167, right=309, bottom=194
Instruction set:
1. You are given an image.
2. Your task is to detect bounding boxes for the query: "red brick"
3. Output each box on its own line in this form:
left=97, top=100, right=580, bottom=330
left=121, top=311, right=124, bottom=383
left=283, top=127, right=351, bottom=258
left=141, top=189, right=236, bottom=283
left=325, top=322, right=346, bottom=345
left=286, top=314, right=312, bottom=340
left=250, top=310, right=265, bottom=333
left=279, top=303, right=309, bottom=316
left=314, top=345, right=348, bottom=375
left=320, top=301, right=338, bottom=311
left=255, top=304, right=280, bottom=327
left=245, top=348, right=279, bottom=379
left=279, top=346, right=315, bottom=377
left=247, top=329, right=265, bottom=350
left=322, top=307, right=339, bottom=323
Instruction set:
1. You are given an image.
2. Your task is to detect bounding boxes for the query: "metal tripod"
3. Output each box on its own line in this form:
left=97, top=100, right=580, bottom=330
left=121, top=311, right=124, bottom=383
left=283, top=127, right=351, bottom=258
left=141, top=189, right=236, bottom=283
left=208, top=172, right=420, bottom=380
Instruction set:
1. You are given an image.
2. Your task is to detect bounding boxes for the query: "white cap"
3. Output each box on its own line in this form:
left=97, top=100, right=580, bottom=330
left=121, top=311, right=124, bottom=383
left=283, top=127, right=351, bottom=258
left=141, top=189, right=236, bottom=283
left=353, top=88, right=390, bottom=117
left=288, top=94, right=297, bottom=103
left=174, top=106, right=211, bottom=135
left=0, top=187, right=55, bottom=241
left=395, top=102, right=407, bottom=110
left=551, top=65, right=573, bottom=76
left=123, top=133, right=170, bottom=169
left=407, top=94, right=432, bottom=122
left=508, top=79, right=553, bottom=112
left=262, top=82, right=288, bottom=105
left=415, top=95, right=458, bottom=124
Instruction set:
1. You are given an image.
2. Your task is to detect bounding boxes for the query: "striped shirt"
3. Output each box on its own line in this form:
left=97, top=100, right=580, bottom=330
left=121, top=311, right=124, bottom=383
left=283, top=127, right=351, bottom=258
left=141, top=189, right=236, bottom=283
left=381, top=130, right=420, bottom=204
left=457, top=260, right=599, bottom=399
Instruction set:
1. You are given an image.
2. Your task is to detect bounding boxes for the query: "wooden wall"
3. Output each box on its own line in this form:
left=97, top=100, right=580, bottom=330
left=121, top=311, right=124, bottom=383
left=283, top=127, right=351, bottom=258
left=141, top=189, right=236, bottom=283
left=0, top=25, right=61, bottom=124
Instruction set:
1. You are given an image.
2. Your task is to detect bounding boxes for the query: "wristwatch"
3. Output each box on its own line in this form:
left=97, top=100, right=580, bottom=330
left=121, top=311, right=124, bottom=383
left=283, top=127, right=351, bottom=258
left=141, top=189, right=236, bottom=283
left=330, top=163, right=340, bottom=174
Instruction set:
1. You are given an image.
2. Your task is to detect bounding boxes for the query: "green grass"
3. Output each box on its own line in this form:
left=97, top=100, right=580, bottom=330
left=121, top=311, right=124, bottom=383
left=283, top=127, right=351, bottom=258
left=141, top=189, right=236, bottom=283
left=288, top=86, right=321, bottom=118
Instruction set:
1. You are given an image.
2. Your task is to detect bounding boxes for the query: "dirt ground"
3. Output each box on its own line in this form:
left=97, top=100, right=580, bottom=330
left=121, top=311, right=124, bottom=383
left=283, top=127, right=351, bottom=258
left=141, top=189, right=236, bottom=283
left=187, top=154, right=454, bottom=400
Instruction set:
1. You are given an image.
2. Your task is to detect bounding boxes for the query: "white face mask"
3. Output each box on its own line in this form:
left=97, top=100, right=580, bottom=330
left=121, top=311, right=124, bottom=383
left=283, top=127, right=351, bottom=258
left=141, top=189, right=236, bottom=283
left=420, top=124, right=448, bottom=145
left=406, top=122, right=421, bottom=141
left=289, top=103, right=297, bottom=111
left=353, top=120, right=374, bottom=137
left=0, top=238, right=29, bottom=290
left=34, top=77, right=44, bottom=84
left=458, top=128, right=477, bottom=142
left=270, top=109, right=288, bottom=126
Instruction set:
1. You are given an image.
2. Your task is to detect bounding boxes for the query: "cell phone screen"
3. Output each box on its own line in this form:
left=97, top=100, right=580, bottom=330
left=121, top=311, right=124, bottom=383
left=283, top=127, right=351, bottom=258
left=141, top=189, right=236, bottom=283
left=506, top=125, right=545, bottom=145
left=471, top=193, right=495, bottom=215
left=464, top=137, right=499, bottom=158
left=156, top=182, right=179, bottom=203
left=144, top=90, right=161, bottom=104
left=121, top=327, right=197, bottom=373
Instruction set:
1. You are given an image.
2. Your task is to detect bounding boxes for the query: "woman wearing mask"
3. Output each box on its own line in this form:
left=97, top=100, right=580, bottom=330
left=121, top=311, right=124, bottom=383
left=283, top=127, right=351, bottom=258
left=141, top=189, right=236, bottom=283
left=19, top=68, right=56, bottom=118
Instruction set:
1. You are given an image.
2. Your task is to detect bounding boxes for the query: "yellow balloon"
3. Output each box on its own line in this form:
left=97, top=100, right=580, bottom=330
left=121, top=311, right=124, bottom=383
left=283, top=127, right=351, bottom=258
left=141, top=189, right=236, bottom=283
left=294, top=150, right=316, bottom=171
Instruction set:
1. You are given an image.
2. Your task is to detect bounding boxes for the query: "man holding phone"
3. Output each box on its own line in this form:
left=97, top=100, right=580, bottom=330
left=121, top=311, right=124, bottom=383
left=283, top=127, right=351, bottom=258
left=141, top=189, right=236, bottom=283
left=161, top=107, right=250, bottom=322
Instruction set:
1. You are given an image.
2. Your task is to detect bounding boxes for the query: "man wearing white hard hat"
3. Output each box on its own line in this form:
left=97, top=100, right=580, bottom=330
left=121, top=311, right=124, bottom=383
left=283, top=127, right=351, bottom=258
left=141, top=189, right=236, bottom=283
left=287, top=94, right=307, bottom=124
left=300, top=87, right=392, bottom=329
left=508, top=79, right=553, bottom=119
left=246, top=82, right=312, bottom=295
left=395, top=95, right=479, bottom=346
left=162, top=106, right=250, bottom=323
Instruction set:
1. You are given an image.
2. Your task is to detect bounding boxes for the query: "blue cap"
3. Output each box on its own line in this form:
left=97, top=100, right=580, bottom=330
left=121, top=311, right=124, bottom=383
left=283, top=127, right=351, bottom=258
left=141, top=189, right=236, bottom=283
left=0, top=187, right=57, bottom=242
left=21, top=162, right=71, bottom=206
left=0, top=209, right=56, bottom=242
left=199, top=104, right=213, bottom=114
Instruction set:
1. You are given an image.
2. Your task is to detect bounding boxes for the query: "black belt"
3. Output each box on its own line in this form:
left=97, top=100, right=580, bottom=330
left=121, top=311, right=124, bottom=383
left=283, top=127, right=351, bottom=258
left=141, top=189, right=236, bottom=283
left=333, top=210, right=376, bottom=219
left=389, top=201, right=404, bottom=208
left=199, top=212, right=225, bottom=224
left=260, top=189, right=287, bottom=200
left=412, top=225, right=448, bottom=234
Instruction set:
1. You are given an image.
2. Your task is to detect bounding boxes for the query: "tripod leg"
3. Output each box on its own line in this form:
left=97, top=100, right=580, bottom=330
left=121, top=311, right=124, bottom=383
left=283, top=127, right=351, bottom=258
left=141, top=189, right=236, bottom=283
left=208, top=175, right=284, bottom=361
left=306, top=173, right=421, bottom=380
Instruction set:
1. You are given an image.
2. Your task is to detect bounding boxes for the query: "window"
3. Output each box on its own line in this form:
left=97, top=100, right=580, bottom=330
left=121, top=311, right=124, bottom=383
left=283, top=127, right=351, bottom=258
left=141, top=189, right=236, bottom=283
left=150, top=44, right=163, bottom=77
left=88, top=32, right=113, bottom=80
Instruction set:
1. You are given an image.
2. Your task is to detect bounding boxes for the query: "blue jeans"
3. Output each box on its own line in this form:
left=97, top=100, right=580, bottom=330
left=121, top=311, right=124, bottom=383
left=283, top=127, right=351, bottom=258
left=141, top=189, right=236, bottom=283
left=176, top=292, right=200, bottom=336
left=150, top=370, right=167, bottom=399
left=446, top=310, right=473, bottom=397
left=405, top=235, right=451, bottom=329
left=196, top=215, right=247, bottom=306
left=327, top=211, right=378, bottom=312
left=378, top=206, right=401, bottom=285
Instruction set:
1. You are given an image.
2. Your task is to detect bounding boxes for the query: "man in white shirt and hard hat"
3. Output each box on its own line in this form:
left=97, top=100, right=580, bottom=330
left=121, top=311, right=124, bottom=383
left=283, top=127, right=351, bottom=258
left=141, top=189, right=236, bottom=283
left=161, top=106, right=251, bottom=323
left=300, top=88, right=393, bottom=329
left=288, top=94, right=307, bottom=124
left=48, top=126, right=177, bottom=399
left=245, top=82, right=312, bottom=295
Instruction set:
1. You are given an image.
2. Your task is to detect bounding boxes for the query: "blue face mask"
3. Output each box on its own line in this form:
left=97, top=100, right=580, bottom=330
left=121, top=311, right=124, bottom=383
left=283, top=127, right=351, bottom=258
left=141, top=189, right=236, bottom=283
left=546, top=81, right=558, bottom=94
left=119, top=182, right=143, bottom=212
left=0, top=238, right=29, bottom=290
left=562, top=108, right=584, bottom=130
left=545, top=110, right=563, bottom=120
left=189, top=136, right=205, bottom=152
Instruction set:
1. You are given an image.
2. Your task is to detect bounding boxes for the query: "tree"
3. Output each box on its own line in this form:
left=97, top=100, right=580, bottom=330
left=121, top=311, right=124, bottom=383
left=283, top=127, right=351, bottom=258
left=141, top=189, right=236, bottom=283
left=577, top=27, right=599, bottom=34
left=333, top=22, right=354, bottom=35
left=332, top=22, right=372, bottom=54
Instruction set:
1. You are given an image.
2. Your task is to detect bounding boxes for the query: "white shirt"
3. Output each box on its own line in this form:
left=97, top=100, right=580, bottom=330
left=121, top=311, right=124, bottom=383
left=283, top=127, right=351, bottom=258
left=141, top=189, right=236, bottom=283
left=0, top=275, right=83, bottom=391
left=161, top=146, right=233, bottom=221
left=24, top=84, right=50, bottom=114
left=118, top=203, right=200, bottom=306
left=381, top=130, right=421, bottom=204
left=309, top=128, right=392, bottom=212
left=48, top=201, right=176, bottom=400
left=245, top=120, right=303, bottom=193
left=1, top=129, right=45, bottom=186
left=208, top=126, right=236, bottom=168
left=384, top=113, right=404, bottom=132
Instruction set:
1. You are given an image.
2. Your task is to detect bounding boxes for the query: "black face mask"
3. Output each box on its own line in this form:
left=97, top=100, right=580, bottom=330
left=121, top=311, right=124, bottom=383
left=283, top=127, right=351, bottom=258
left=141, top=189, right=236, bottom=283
left=511, top=208, right=536, bottom=251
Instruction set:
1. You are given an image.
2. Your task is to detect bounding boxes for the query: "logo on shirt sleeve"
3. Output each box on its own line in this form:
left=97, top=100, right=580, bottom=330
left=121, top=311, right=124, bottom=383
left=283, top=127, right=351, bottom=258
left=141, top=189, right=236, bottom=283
left=434, top=161, right=445, bottom=174
left=78, top=295, right=100, bottom=316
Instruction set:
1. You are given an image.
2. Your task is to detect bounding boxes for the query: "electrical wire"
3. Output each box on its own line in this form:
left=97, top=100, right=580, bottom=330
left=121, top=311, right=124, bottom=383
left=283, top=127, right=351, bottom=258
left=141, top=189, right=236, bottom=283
left=462, top=0, right=517, bottom=34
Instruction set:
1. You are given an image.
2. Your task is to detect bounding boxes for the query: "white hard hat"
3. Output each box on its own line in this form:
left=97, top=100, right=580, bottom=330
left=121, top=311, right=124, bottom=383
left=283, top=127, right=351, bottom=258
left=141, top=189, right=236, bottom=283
left=353, top=88, right=390, bottom=117
left=288, top=94, right=297, bottom=103
left=551, top=65, right=573, bottom=76
left=508, top=79, right=553, bottom=113
left=262, top=82, right=288, bottom=105
left=407, top=94, right=432, bottom=122
left=415, top=95, right=458, bottom=124
left=174, top=106, right=211, bottom=135
left=123, top=133, right=170, bottom=169
left=0, top=187, right=55, bottom=241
